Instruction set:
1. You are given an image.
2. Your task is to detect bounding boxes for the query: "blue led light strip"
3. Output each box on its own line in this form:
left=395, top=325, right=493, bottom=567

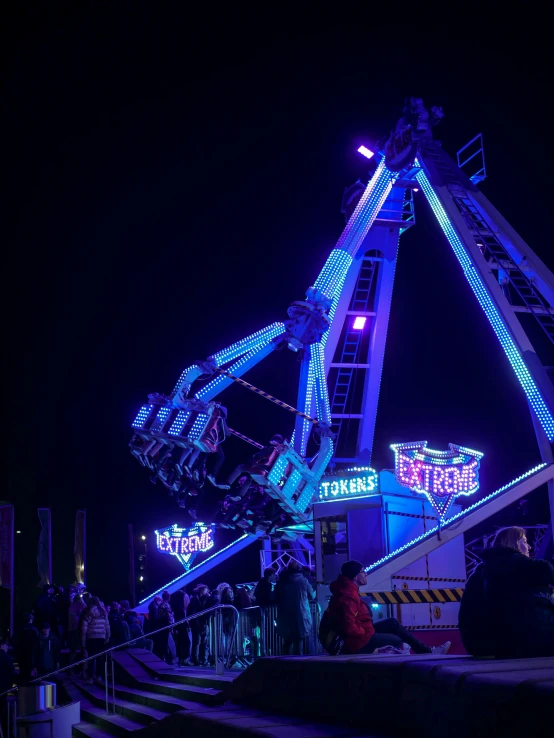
left=210, top=322, right=286, bottom=367
left=171, top=365, right=199, bottom=398
left=168, top=410, right=191, bottom=436
left=313, top=162, right=394, bottom=299
left=416, top=168, right=554, bottom=441
left=150, top=405, right=171, bottom=432
left=299, top=374, right=315, bottom=457
left=313, top=249, right=353, bottom=300
left=321, top=260, right=351, bottom=349
left=195, top=338, right=277, bottom=400
left=139, top=534, right=250, bottom=603
left=312, top=342, right=332, bottom=425
left=132, top=404, right=153, bottom=429
left=365, top=463, right=548, bottom=572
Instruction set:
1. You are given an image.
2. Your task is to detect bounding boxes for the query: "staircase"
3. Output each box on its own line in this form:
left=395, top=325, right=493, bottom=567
left=63, top=648, right=386, bottom=737
left=63, top=648, right=232, bottom=737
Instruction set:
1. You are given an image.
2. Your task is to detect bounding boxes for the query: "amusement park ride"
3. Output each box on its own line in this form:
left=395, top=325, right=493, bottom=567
left=130, top=99, right=554, bottom=626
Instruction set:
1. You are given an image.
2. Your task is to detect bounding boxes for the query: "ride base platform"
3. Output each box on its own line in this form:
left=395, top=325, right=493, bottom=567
left=68, top=647, right=554, bottom=737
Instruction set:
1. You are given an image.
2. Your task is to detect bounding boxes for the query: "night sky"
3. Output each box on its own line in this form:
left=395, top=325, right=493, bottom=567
left=5, top=7, right=552, bottom=611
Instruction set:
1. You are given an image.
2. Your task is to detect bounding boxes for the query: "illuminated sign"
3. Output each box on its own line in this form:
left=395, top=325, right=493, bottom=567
left=155, top=522, right=214, bottom=571
left=391, top=441, right=483, bottom=518
left=319, top=467, right=379, bottom=502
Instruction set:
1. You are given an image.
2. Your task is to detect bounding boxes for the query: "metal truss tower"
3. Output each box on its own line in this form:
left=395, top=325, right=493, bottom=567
left=130, top=103, right=554, bottom=536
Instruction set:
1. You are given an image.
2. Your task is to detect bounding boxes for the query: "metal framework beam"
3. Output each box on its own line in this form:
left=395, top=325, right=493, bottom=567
left=137, top=533, right=262, bottom=609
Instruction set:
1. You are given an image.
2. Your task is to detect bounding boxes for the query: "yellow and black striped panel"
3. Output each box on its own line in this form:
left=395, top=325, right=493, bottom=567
left=361, top=588, right=464, bottom=605
left=392, top=576, right=466, bottom=583
left=404, top=624, right=458, bottom=630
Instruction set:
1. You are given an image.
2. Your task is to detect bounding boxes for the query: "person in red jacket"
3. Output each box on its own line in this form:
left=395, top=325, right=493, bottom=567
left=328, top=561, right=450, bottom=654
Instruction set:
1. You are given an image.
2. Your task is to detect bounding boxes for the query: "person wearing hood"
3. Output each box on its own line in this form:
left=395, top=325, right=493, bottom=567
left=109, top=602, right=131, bottom=647
left=459, top=526, right=554, bottom=658
left=124, top=611, right=153, bottom=651
left=36, top=623, right=60, bottom=677
left=327, top=561, right=450, bottom=654
left=275, top=560, right=314, bottom=655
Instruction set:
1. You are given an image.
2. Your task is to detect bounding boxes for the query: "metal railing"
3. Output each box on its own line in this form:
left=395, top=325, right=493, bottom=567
left=1, top=599, right=324, bottom=734
left=0, top=604, right=239, bottom=718
left=235, top=602, right=322, bottom=662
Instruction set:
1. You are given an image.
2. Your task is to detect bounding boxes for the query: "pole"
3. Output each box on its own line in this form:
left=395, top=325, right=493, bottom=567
left=128, top=524, right=136, bottom=608
left=83, top=510, right=87, bottom=586
left=9, top=506, right=14, bottom=637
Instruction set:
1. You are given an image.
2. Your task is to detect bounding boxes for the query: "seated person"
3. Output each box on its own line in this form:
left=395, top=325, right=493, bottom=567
left=459, top=526, right=554, bottom=658
left=226, top=434, right=284, bottom=495
left=327, top=561, right=450, bottom=655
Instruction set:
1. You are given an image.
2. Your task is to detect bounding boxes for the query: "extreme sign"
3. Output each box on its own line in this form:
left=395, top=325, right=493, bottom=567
left=155, top=522, right=214, bottom=571
left=391, top=441, right=483, bottom=519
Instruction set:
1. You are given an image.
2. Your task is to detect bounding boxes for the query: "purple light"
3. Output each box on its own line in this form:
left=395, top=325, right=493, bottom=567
left=353, top=316, right=366, bottom=330
left=357, top=145, right=375, bottom=160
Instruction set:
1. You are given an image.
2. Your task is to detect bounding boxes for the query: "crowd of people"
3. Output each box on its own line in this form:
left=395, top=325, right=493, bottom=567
left=0, top=560, right=318, bottom=695
left=5, top=585, right=157, bottom=686
left=4, top=523, right=551, bottom=704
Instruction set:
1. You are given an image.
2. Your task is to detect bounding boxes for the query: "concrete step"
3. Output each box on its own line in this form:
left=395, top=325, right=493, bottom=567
left=123, top=705, right=387, bottom=737
left=125, top=648, right=236, bottom=688
left=72, top=723, right=116, bottom=738
left=112, top=650, right=224, bottom=705
left=131, top=677, right=223, bottom=705
left=80, top=703, right=147, bottom=737
left=113, top=683, right=207, bottom=713
left=74, top=681, right=168, bottom=725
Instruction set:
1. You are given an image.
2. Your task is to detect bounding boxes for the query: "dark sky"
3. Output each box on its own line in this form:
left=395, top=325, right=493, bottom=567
left=4, top=7, right=552, bottom=608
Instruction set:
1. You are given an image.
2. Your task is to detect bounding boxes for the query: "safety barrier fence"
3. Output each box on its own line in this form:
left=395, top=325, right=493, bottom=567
left=234, top=602, right=322, bottom=662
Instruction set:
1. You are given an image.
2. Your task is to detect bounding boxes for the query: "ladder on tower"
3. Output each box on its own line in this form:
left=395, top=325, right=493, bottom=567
left=450, top=188, right=554, bottom=345
left=329, top=257, right=379, bottom=456
left=421, top=143, right=554, bottom=357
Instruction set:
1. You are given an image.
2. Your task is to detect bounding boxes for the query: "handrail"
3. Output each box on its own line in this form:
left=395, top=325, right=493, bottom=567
left=0, top=604, right=239, bottom=698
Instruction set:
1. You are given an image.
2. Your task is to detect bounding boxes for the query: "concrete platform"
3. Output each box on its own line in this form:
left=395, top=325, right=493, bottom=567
left=228, top=653, right=554, bottom=737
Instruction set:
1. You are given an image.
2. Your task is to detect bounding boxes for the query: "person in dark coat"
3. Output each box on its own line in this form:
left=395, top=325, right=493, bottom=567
left=459, top=526, right=554, bottom=658
left=14, top=613, right=39, bottom=683
left=0, top=637, right=15, bottom=693
left=36, top=624, right=60, bottom=677
left=147, top=596, right=173, bottom=661
left=109, top=603, right=131, bottom=647
left=123, top=611, right=153, bottom=651
left=254, top=568, right=277, bottom=608
left=0, top=636, right=16, bottom=735
left=170, top=589, right=192, bottom=666
left=275, top=560, right=314, bottom=655
left=187, top=584, right=216, bottom=665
